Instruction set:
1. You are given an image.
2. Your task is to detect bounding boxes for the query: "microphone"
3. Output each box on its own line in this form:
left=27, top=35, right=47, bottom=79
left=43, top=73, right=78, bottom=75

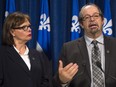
left=96, top=61, right=116, bottom=81
left=96, top=61, right=104, bottom=73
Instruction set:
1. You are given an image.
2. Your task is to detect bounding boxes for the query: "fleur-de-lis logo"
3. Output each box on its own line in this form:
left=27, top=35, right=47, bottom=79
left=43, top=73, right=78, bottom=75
left=39, top=13, right=50, bottom=32
left=71, top=15, right=81, bottom=33
left=5, top=11, right=9, bottom=17
left=103, top=18, right=112, bottom=35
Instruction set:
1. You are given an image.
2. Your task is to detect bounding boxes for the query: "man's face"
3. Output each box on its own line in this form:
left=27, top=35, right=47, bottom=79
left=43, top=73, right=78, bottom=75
left=80, top=5, right=104, bottom=37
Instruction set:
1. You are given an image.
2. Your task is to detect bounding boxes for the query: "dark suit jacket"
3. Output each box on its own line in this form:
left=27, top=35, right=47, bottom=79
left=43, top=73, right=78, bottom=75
left=53, top=36, right=116, bottom=87
left=0, top=46, right=52, bottom=87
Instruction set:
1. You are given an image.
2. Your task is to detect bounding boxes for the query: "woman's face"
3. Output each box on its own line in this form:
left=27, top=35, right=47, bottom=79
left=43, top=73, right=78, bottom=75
left=11, top=20, right=32, bottom=44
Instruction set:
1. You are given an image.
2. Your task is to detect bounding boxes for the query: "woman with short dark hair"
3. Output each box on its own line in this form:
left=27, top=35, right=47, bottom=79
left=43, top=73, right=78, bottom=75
left=0, top=12, right=52, bottom=87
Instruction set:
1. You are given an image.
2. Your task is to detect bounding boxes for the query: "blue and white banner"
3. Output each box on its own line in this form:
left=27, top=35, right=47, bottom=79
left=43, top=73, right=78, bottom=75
left=103, top=0, right=112, bottom=36
left=71, top=0, right=81, bottom=40
left=36, top=0, right=51, bottom=58
left=5, top=0, right=16, bottom=17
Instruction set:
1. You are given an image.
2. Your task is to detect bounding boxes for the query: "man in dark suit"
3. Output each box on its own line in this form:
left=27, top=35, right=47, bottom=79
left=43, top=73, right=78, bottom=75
left=53, top=3, right=116, bottom=87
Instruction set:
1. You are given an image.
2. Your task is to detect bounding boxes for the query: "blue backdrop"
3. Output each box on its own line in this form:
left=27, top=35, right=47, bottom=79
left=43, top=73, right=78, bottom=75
left=0, top=0, right=116, bottom=73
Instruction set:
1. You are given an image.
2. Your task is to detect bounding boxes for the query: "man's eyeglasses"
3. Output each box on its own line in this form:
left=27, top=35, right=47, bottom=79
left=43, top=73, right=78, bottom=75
left=13, top=25, right=31, bottom=31
left=82, top=13, right=101, bottom=21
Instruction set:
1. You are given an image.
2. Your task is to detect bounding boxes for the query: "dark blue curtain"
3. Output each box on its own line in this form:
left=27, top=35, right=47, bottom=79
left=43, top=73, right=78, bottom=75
left=50, top=0, right=72, bottom=72
left=0, top=0, right=116, bottom=73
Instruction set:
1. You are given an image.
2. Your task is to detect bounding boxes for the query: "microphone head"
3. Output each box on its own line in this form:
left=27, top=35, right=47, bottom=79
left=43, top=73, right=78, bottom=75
left=96, top=61, right=101, bottom=68
left=96, top=61, right=104, bottom=73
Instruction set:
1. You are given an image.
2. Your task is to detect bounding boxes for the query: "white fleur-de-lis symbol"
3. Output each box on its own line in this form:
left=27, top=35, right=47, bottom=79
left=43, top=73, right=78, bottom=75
left=71, top=15, right=81, bottom=33
left=39, top=13, right=50, bottom=32
left=5, top=11, right=9, bottom=17
left=103, top=18, right=112, bottom=35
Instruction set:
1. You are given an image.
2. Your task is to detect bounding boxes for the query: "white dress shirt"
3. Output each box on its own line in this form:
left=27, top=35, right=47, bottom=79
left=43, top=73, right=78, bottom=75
left=13, top=46, right=31, bottom=70
left=84, top=34, right=105, bottom=87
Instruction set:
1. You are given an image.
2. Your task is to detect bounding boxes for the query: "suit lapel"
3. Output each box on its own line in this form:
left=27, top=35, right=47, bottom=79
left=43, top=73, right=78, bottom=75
left=104, top=36, right=111, bottom=78
left=6, top=46, right=30, bottom=76
left=28, top=50, right=37, bottom=72
left=77, top=37, right=91, bottom=79
left=28, top=49, right=41, bottom=74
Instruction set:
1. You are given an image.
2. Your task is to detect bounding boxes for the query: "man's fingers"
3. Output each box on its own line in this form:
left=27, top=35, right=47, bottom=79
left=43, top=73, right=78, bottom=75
left=68, top=64, right=78, bottom=77
left=63, top=63, right=74, bottom=71
left=58, top=60, right=79, bottom=83
left=59, top=60, right=78, bottom=72
left=59, top=60, right=63, bottom=71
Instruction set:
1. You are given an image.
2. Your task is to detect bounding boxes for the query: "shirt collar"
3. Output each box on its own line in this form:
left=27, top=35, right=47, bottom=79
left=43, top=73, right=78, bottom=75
left=13, top=45, right=29, bottom=55
left=84, top=34, right=104, bottom=46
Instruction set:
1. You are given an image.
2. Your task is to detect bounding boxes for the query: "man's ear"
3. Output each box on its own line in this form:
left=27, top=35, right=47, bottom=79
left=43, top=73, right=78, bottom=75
left=79, top=22, right=84, bottom=29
